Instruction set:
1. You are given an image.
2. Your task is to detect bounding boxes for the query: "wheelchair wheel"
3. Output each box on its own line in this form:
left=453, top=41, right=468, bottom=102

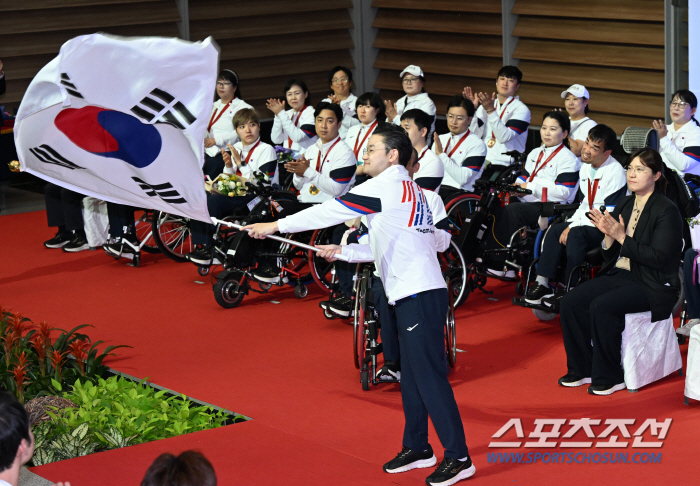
left=197, top=266, right=210, bottom=276
left=279, top=232, right=312, bottom=282
left=445, top=194, right=481, bottom=234
left=361, top=368, right=370, bottom=391
left=353, top=269, right=369, bottom=369
left=308, top=226, right=335, bottom=291
left=439, top=240, right=469, bottom=308
left=532, top=308, right=558, bottom=321
left=152, top=211, right=193, bottom=262
left=678, top=334, right=687, bottom=345
left=135, top=210, right=159, bottom=254
left=294, top=284, right=308, bottom=299
left=445, top=278, right=457, bottom=368
left=213, top=274, right=246, bottom=309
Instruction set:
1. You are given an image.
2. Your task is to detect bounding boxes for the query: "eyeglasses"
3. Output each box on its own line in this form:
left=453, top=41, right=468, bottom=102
left=363, top=146, right=389, bottom=156
left=332, top=77, right=349, bottom=84
left=217, top=82, right=232, bottom=87
left=447, top=114, right=466, bottom=122
left=670, top=100, right=689, bottom=109
left=625, top=166, right=651, bottom=174
left=402, top=77, right=421, bottom=84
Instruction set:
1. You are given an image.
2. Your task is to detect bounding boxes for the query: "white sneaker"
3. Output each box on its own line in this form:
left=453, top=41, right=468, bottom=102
left=677, top=318, right=700, bottom=337
left=486, top=268, right=516, bottom=279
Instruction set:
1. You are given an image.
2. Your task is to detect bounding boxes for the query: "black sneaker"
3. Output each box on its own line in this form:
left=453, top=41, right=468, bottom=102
left=524, top=284, right=554, bottom=304
left=541, top=292, right=563, bottom=313
left=104, top=238, right=139, bottom=260
left=252, top=264, right=281, bottom=284
left=383, top=445, right=436, bottom=474
left=426, top=456, right=476, bottom=486
left=558, top=372, right=591, bottom=387
left=588, top=383, right=626, bottom=396
left=326, top=293, right=352, bottom=317
left=376, top=360, right=401, bottom=381
left=185, top=245, right=214, bottom=265
left=44, top=230, right=72, bottom=249
left=62, top=233, right=89, bottom=252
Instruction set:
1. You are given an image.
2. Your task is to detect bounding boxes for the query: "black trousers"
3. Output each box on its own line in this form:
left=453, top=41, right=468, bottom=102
left=332, top=224, right=355, bottom=296
left=44, top=183, right=85, bottom=232
left=438, top=186, right=464, bottom=206
left=394, top=288, right=468, bottom=459
left=191, top=193, right=255, bottom=246
left=373, top=277, right=399, bottom=364
left=489, top=200, right=542, bottom=249
left=560, top=268, right=651, bottom=385
left=106, top=203, right=136, bottom=239
left=536, top=223, right=603, bottom=282
left=202, top=152, right=225, bottom=181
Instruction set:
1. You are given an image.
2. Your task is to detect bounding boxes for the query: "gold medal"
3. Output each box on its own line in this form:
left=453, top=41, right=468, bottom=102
left=309, top=184, right=320, bottom=195
left=486, top=138, right=496, bottom=148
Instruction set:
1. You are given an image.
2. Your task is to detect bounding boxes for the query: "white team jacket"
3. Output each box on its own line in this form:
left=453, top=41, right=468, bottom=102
left=278, top=164, right=450, bottom=303
left=270, top=106, right=317, bottom=155
left=223, top=139, right=279, bottom=186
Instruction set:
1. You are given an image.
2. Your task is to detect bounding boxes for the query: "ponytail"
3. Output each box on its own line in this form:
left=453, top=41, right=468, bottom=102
left=692, top=115, right=700, bottom=128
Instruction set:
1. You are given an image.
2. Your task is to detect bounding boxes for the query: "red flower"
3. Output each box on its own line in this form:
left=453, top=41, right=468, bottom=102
left=68, top=339, right=88, bottom=374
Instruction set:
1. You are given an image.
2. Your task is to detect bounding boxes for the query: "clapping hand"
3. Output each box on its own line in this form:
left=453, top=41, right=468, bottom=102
left=652, top=119, right=668, bottom=139
left=284, top=156, right=311, bottom=175
left=588, top=209, right=626, bottom=243
left=204, top=137, right=216, bottom=148
left=462, top=86, right=480, bottom=108
left=266, top=98, right=286, bottom=115
left=328, top=94, right=341, bottom=104
left=384, top=100, right=398, bottom=121
left=477, top=92, right=497, bottom=114
left=433, top=132, right=444, bottom=155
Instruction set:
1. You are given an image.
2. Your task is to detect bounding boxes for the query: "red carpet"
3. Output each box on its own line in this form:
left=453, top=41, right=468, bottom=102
left=2, top=210, right=699, bottom=485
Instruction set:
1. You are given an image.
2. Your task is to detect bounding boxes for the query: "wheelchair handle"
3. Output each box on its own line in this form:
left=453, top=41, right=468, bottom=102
left=210, top=218, right=350, bottom=261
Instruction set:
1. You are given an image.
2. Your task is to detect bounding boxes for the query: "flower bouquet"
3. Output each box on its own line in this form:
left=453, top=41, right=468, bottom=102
left=209, top=174, right=249, bottom=197
left=275, top=145, right=294, bottom=164
left=689, top=215, right=700, bottom=250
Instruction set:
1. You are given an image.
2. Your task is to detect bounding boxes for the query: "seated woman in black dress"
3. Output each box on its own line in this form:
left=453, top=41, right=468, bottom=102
left=558, top=148, right=683, bottom=395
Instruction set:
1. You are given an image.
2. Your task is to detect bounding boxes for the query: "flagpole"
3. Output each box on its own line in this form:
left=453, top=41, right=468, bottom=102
left=210, top=218, right=350, bottom=261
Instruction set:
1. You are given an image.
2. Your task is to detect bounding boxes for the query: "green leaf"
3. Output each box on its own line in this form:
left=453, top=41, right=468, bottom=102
left=51, top=379, right=62, bottom=392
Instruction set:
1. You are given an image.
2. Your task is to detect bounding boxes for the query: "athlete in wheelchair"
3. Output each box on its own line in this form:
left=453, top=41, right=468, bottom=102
left=445, top=111, right=581, bottom=301
left=512, top=125, right=627, bottom=316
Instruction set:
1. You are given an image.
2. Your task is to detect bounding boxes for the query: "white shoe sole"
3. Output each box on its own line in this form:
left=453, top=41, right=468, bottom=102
left=44, top=241, right=70, bottom=249
left=559, top=377, right=591, bottom=387
left=385, top=455, right=436, bottom=473
left=63, top=244, right=89, bottom=253
left=187, top=256, right=213, bottom=265
left=524, top=294, right=554, bottom=305
left=590, top=383, right=626, bottom=395
left=486, top=269, right=516, bottom=279
left=255, top=275, right=281, bottom=283
left=428, top=464, right=476, bottom=485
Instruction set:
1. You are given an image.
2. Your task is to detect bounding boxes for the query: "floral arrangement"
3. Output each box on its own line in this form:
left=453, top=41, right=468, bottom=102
left=215, top=174, right=248, bottom=197
left=275, top=145, right=294, bottom=164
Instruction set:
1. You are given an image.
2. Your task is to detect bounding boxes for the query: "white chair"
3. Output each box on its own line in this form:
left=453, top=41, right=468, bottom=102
left=621, top=311, right=683, bottom=392
left=82, top=197, right=109, bottom=249
left=685, top=325, right=700, bottom=404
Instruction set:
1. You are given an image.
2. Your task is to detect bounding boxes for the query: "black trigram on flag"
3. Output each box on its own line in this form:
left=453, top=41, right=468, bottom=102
left=30, top=144, right=85, bottom=170
left=130, top=88, right=197, bottom=130
left=60, top=73, right=84, bottom=99
left=132, top=177, right=187, bottom=204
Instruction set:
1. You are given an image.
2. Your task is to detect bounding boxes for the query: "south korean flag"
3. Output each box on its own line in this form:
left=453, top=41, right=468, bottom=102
left=13, top=33, right=219, bottom=223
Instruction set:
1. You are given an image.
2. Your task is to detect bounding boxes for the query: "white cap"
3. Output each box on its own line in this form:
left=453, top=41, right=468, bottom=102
left=399, top=65, right=424, bottom=78
left=561, top=84, right=590, bottom=99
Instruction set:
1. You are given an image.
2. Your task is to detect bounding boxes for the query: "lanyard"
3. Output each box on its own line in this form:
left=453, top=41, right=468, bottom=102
left=490, top=98, right=515, bottom=141
left=287, top=105, right=307, bottom=149
left=445, top=130, right=470, bottom=157
left=529, top=144, right=564, bottom=182
left=587, top=178, right=600, bottom=210
left=316, top=138, right=341, bottom=172
left=418, top=146, right=428, bottom=162
left=353, top=120, right=377, bottom=159
left=208, top=99, right=232, bottom=132
left=236, top=139, right=261, bottom=175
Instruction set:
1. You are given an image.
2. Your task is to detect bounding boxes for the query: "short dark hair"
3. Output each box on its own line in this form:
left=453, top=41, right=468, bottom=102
left=283, top=78, right=311, bottom=105
left=314, top=101, right=343, bottom=123
left=373, top=122, right=413, bottom=167
left=446, top=95, right=475, bottom=118
left=355, top=92, right=386, bottom=122
left=0, top=392, right=31, bottom=472
left=627, top=148, right=667, bottom=194
left=400, top=109, right=432, bottom=142
left=497, top=65, right=523, bottom=84
left=587, top=124, right=617, bottom=153
left=328, top=66, right=353, bottom=86
left=141, top=450, right=216, bottom=486
left=542, top=110, right=571, bottom=149
left=217, top=69, right=241, bottom=99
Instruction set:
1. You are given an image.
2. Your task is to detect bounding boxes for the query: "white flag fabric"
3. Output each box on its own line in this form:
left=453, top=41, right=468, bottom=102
left=14, top=33, right=219, bottom=222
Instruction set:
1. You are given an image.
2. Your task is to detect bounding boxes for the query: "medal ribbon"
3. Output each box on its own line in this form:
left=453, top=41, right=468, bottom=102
left=529, top=144, right=564, bottom=182
left=316, top=138, right=341, bottom=172
left=208, top=99, right=233, bottom=132
left=587, top=177, right=600, bottom=210
left=445, top=129, right=470, bottom=157
left=287, top=105, right=308, bottom=149
left=489, top=97, right=515, bottom=143
left=353, top=120, right=378, bottom=159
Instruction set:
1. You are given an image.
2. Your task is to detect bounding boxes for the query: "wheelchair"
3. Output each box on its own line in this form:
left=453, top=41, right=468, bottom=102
left=207, top=181, right=323, bottom=308
left=352, top=253, right=459, bottom=391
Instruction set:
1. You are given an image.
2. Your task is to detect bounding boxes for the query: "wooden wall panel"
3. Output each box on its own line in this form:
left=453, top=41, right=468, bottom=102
left=189, top=0, right=354, bottom=116
left=371, top=0, right=502, bottom=116
left=511, top=0, right=665, bottom=134
left=0, top=0, right=180, bottom=112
